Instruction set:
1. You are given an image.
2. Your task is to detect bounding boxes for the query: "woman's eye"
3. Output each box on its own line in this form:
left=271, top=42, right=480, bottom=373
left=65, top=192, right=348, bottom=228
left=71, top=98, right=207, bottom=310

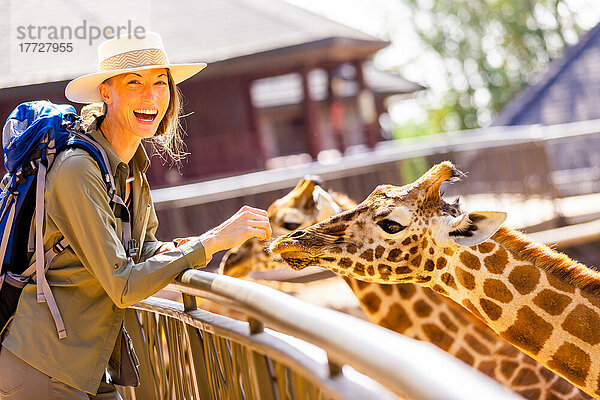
left=282, top=222, right=301, bottom=231
left=377, top=219, right=405, bottom=234
left=155, top=81, right=167, bottom=85
left=128, top=80, right=141, bottom=84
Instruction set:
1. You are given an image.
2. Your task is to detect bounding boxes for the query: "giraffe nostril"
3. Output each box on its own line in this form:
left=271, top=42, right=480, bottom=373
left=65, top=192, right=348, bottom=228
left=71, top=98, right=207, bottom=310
left=289, top=230, right=306, bottom=239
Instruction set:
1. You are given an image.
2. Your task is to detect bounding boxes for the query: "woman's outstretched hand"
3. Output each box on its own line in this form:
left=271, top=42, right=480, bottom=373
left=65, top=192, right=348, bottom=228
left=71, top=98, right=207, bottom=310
left=200, top=206, right=271, bottom=262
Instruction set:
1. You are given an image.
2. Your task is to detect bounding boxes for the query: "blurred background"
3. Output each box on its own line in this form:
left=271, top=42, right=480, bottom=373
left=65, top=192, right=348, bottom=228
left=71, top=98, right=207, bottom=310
left=2, top=0, right=600, bottom=268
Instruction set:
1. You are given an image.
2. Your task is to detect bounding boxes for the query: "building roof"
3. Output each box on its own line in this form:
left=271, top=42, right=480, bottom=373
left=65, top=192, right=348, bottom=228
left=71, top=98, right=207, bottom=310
left=0, top=0, right=388, bottom=89
left=493, top=23, right=600, bottom=126
left=251, top=62, right=425, bottom=108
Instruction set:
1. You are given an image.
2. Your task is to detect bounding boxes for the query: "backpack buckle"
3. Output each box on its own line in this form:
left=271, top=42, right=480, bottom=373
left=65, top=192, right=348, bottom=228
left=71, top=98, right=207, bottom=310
left=127, top=239, right=138, bottom=259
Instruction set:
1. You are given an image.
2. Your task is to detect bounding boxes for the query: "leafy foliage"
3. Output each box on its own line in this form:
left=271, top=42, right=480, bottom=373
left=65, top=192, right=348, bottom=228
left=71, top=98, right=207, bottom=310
left=403, top=0, right=588, bottom=131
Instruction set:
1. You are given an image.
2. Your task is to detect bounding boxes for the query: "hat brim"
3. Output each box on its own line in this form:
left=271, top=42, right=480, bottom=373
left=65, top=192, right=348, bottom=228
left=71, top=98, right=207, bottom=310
left=65, top=63, right=207, bottom=103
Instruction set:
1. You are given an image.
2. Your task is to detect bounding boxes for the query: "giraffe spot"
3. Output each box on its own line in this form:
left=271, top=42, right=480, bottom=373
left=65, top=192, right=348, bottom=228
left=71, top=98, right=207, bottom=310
left=517, top=389, right=540, bottom=399
left=409, top=246, right=418, bottom=254
left=511, top=368, right=540, bottom=386
left=562, top=304, right=600, bottom=345
left=538, top=366, right=555, bottom=381
left=361, top=292, right=381, bottom=314
left=423, top=288, right=443, bottom=304
left=395, top=266, right=411, bottom=274
left=443, top=248, right=454, bottom=256
left=473, top=325, right=498, bottom=344
left=413, top=299, right=433, bottom=317
left=422, top=323, right=454, bottom=351
left=465, top=334, right=491, bottom=355
left=359, top=249, right=374, bottom=262
left=436, top=257, right=447, bottom=270
left=548, top=342, right=590, bottom=386
left=375, top=246, right=385, bottom=259
left=455, top=268, right=475, bottom=290
left=353, top=263, right=366, bottom=276
left=483, top=247, right=508, bottom=274
left=501, top=306, right=553, bottom=355
left=380, top=303, right=413, bottom=334
left=424, top=259, right=435, bottom=271
left=460, top=251, right=481, bottom=270
left=462, top=299, right=484, bottom=321
left=420, top=239, right=428, bottom=249
left=581, top=290, right=600, bottom=310
left=441, top=273, right=457, bottom=290
left=403, top=253, right=410, bottom=261
left=532, top=289, right=572, bottom=316
left=401, top=237, right=412, bottom=246
left=355, top=280, right=369, bottom=290
left=377, top=264, right=392, bottom=281
left=479, top=299, right=502, bottom=321
left=338, top=258, right=353, bottom=269
left=380, top=284, right=393, bottom=295
left=439, top=313, right=458, bottom=333
left=450, top=306, right=471, bottom=325
left=456, top=347, right=475, bottom=366
left=330, top=246, right=343, bottom=254
left=411, top=254, right=422, bottom=268
left=483, top=279, right=514, bottom=303
left=412, top=234, right=418, bottom=241
left=551, top=376, right=577, bottom=394
left=508, top=264, right=541, bottom=295
left=346, top=244, right=358, bottom=254
left=385, top=240, right=395, bottom=245
left=428, top=247, right=434, bottom=255
left=477, top=242, right=495, bottom=254
left=396, top=283, right=415, bottom=299
left=431, top=284, right=448, bottom=295
left=497, top=344, right=519, bottom=357
left=500, top=360, right=519, bottom=380
left=366, top=266, right=375, bottom=276
left=545, top=273, right=575, bottom=294
left=322, top=257, right=336, bottom=262
left=387, top=248, right=402, bottom=262
left=477, top=361, right=496, bottom=377
left=416, top=276, right=431, bottom=284
left=368, top=238, right=374, bottom=244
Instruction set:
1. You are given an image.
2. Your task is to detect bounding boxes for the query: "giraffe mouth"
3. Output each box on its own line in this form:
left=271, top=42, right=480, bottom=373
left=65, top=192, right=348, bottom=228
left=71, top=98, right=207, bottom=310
left=277, top=251, right=315, bottom=270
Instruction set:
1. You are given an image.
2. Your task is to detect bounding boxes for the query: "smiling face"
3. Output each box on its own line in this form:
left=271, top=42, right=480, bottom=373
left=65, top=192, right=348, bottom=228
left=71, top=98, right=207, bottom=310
left=98, top=67, right=170, bottom=140
left=270, top=162, right=506, bottom=285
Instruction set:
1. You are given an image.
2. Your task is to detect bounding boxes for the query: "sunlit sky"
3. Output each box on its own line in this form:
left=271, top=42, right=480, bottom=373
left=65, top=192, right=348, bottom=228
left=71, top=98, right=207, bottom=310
left=283, top=0, right=600, bottom=124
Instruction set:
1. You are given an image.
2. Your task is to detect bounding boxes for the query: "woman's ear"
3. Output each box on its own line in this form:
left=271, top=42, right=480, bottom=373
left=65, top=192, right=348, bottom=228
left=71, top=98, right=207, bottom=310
left=98, top=82, right=112, bottom=105
left=447, top=211, right=507, bottom=246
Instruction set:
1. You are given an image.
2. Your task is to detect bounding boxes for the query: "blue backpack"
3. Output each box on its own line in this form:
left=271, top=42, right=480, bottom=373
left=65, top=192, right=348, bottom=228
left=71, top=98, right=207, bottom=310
left=0, top=101, right=133, bottom=339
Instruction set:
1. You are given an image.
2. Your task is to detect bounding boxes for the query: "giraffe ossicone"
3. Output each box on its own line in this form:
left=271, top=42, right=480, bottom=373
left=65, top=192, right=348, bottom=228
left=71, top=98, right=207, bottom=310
left=270, top=162, right=600, bottom=398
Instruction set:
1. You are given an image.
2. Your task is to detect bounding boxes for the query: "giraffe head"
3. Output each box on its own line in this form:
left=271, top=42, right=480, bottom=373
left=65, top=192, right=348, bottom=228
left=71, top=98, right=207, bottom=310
left=219, top=176, right=344, bottom=277
left=270, top=162, right=507, bottom=285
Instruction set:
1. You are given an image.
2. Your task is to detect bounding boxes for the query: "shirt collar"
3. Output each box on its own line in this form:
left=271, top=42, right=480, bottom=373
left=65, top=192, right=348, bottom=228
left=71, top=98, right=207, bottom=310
left=87, top=118, right=151, bottom=175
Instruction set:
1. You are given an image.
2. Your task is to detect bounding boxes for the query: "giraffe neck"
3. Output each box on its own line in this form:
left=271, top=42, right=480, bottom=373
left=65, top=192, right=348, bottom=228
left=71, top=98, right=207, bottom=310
left=432, top=226, right=600, bottom=397
left=343, top=277, right=591, bottom=399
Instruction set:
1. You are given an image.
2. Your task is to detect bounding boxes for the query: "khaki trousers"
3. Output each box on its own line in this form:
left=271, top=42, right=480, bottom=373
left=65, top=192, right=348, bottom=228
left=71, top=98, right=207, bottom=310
left=0, top=346, right=121, bottom=400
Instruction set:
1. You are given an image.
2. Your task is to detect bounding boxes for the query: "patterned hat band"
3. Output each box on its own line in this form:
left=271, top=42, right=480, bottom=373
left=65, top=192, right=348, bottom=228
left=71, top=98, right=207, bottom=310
left=98, top=48, right=169, bottom=72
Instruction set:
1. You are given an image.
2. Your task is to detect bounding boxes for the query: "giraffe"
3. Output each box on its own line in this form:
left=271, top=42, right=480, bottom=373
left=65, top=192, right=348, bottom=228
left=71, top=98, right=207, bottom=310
left=271, top=162, right=600, bottom=399
left=222, top=176, right=591, bottom=399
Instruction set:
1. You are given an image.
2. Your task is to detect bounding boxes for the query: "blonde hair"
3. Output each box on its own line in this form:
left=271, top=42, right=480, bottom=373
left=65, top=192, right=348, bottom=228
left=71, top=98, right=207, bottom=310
left=80, top=69, right=188, bottom=163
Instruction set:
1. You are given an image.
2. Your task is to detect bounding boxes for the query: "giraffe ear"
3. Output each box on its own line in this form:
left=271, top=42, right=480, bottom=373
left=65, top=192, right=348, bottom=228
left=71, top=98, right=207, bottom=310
left=448, top=211, right=507, bottom=246
left=313, top=186, right=342, bottom=221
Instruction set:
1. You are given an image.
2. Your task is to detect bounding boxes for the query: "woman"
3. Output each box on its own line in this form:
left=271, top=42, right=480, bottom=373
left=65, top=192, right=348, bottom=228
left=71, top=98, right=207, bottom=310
left=0, top=33, right=271, bottom=399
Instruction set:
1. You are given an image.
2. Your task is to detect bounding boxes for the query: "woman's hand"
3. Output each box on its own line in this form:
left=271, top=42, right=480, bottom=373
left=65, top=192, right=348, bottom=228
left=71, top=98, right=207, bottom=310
left=200, top=206, right=271, bottom=262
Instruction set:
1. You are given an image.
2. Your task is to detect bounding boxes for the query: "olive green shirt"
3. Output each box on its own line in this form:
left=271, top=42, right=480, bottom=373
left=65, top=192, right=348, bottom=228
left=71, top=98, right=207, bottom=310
left=2, top=120, right=206, bottom=394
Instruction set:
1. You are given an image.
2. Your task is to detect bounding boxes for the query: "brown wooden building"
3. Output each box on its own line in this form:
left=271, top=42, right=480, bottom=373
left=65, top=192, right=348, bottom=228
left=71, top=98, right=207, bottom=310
left=0, top=0, right=423, bottom=187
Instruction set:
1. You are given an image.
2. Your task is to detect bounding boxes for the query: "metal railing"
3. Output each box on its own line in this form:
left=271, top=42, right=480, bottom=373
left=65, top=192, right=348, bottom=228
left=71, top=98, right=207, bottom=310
left=122, top=269, right=522, bottom=400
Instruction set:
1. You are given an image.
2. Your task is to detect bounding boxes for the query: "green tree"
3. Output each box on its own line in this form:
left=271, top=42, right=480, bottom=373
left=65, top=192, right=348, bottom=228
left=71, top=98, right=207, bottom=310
left=403, top=0, right=589, bottom=131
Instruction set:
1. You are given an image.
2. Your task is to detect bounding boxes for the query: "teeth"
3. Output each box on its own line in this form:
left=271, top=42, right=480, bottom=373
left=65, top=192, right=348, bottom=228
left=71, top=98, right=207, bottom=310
left=134, top=109, right=158, bottom=115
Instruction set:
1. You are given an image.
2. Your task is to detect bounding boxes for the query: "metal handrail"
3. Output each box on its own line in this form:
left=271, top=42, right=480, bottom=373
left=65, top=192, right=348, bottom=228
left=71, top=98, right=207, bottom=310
left=141, top=269, right=523, bottom=400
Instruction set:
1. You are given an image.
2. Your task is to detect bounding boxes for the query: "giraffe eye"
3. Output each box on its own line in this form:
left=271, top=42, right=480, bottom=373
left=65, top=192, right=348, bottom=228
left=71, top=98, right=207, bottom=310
left=283, top=222, right=301, bottom=231
left=377, top=219, right=405, bottom=234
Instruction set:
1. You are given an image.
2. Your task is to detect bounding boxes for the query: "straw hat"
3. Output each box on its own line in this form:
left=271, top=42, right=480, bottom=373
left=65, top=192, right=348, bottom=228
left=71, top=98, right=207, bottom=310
left=65, top=32, right=206, bottom=103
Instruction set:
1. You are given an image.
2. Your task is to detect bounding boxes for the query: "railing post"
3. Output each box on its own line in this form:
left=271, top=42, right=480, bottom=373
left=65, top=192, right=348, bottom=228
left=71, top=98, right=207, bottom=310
left=182, top=293, right=197, bottom=311
left=248, top=316, right=264, bottom=334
